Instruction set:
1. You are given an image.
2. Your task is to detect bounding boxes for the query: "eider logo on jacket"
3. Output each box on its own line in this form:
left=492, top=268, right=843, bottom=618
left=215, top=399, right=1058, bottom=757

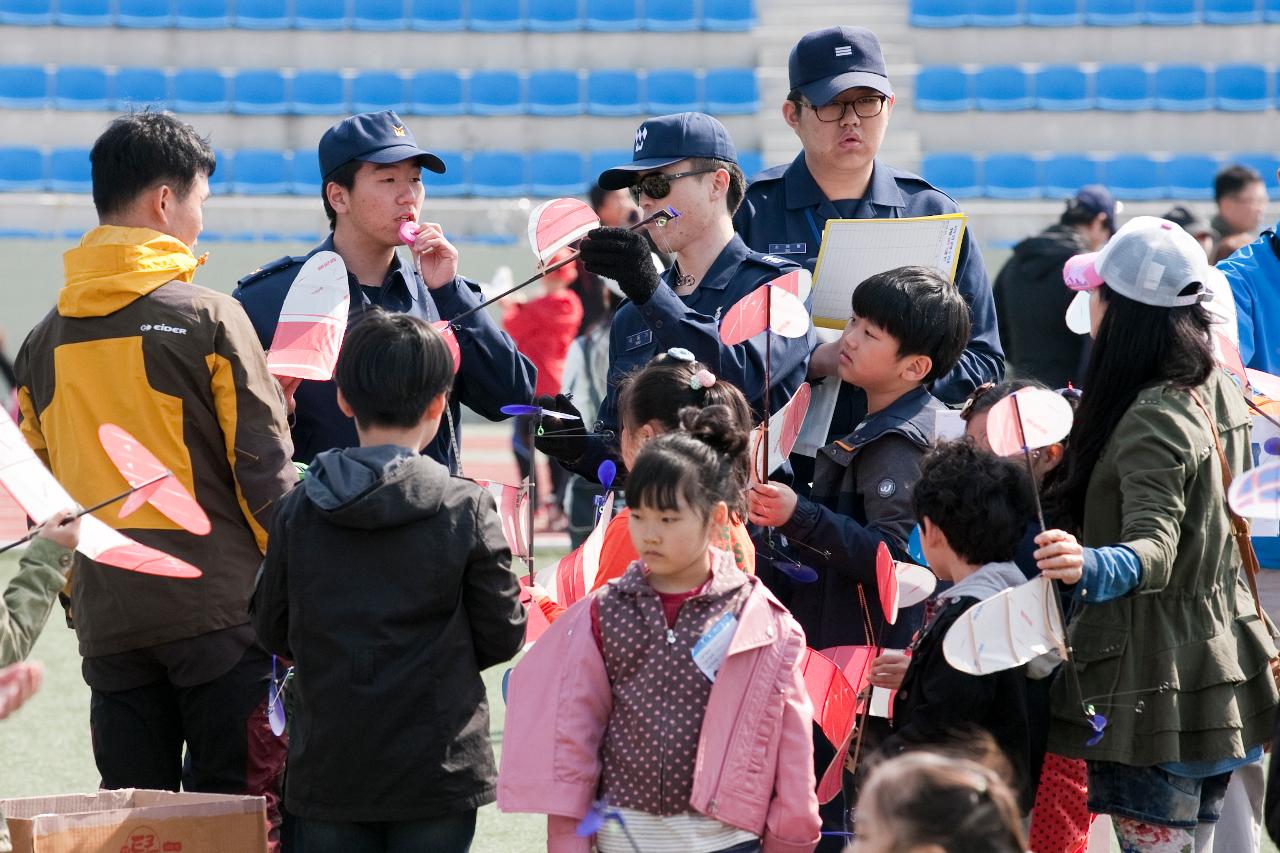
left=140, top=323, right=188, bottom=335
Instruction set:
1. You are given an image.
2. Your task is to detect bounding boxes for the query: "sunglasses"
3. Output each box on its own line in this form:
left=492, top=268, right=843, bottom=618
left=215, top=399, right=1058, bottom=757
left=629, top=168, right=717, bottom=203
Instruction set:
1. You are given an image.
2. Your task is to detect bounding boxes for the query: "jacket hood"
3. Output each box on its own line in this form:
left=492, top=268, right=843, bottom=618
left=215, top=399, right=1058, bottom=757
left=303, top=444, right=447, bottom=529
left=1008, top=224, right=1089, bottom=279
left=939, top=561, right=1027, bottom=603
left=61, top=226, right=203, bottom=317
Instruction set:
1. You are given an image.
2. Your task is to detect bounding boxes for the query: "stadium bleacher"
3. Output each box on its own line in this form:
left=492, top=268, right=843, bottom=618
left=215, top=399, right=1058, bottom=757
left=911, top=0, right=1267, bottom=26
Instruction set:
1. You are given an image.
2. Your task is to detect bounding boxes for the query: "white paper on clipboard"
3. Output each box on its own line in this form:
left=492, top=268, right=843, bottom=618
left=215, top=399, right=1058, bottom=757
left=810, top=214, right=967, bottom=331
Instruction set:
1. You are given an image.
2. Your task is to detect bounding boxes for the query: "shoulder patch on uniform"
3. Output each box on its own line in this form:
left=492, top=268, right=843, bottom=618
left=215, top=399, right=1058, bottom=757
left=757, top=254, right=791, bottom=267
left=236, top=255, right=303, bottom=289
left=876, top=478, right=897, bottom=498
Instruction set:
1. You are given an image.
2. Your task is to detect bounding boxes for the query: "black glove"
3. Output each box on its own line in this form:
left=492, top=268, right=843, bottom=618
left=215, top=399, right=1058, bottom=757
left=578, top=227, right=661, bottom=305
left=532, top=393, right=588, bottom=465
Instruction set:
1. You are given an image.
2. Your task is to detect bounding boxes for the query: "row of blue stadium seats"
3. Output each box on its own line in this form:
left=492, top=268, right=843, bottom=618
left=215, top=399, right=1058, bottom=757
left=0, top=0, right=753, bottom=30
left=917, top=63, right=1280, bottom=112
left=912, top=0, right=1280, bottom=26
left=0, top=65, right=758, bottom=115
left=921, top=152, right=1280, bottom=200
left=0, top=146, right=767, bottom=196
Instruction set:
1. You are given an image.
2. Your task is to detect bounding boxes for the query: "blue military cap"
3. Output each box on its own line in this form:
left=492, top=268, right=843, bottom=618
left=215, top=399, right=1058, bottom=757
left=597, top=112, right=738, bottom=191
left=788, top=26, right=893, bottom=106
left=318, top=110, right=445, bottom=180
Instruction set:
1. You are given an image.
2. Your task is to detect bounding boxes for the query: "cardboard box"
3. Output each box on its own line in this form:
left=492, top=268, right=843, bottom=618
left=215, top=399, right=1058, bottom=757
left=2, top=789, right=267, bottom=853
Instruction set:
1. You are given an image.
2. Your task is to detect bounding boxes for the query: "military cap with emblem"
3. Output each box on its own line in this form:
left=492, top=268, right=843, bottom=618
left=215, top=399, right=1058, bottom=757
left=318, top=110, right=446, bottom=179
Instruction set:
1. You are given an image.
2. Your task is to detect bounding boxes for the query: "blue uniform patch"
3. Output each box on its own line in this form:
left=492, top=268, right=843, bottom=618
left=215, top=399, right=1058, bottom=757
left=768, top=243, right=807, bottom=256
left=624, top=328, right=653, bottom=351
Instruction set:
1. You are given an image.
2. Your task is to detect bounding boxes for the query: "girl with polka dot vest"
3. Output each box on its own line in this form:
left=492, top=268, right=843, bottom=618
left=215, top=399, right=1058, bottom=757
left=499, top=405, right=821, bottom=853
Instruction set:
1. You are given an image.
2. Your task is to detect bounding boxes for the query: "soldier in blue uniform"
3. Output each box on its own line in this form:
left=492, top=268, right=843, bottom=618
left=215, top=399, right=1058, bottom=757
left=233, top=111, right=535, bottom=472
left=533, top=112, right=813, bottom=481
left=734, top=26, right=1004, bottom=490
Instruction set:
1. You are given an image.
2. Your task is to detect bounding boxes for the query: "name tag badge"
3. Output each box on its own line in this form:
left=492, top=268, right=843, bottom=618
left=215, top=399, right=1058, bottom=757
left=767, top=242, right=807, bottom=256
left=692, top=612, right=738, bottom=682
left=624, top=329, right=653, bottom=352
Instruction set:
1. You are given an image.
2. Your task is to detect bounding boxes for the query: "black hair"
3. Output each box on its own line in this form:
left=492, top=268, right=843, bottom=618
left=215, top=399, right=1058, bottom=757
left=322, top=159, right=362, bottom=230
left=618, top=353, right=754, bottom=436
left=912, top=440, right=1034, bottom=565
left=961, top=379, right=1054, bottom=423
left=589, top=182, right=610, bottom=212
left=1060, top=201, right=1113, bottom=235
left=1214, top=163, right=1264, bottom=203
left=689, top=156, right=746, bottom=214
left=626, top=406, right=750, bottom=522
left=90, top=111, right=216, bottom=219
left=1046, top=284, right=1214, bottom=527
left=850, top=265, right=971, bottom=383
left=334, top=308, right=454, bottom=430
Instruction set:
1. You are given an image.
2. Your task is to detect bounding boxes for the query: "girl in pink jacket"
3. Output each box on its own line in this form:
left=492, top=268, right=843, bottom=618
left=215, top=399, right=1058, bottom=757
left=499, top=404, right=821, bottom=853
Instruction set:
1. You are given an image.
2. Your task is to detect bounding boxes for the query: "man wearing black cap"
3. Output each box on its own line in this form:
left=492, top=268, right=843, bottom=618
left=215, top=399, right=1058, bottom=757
left=234, top=111, right=535, bottom=472
left=734, top=26, right=1004, bottom=473
left=994, top=184, right=1118, bottom=387
left=533, top=112, right=812, bottom=478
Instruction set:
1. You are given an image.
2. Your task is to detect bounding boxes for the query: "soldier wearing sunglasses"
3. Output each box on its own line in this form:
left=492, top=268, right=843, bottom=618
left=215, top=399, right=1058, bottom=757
left=733, top=26, right=1005, bottom=496
left=534, top=112, right=814, bottom=482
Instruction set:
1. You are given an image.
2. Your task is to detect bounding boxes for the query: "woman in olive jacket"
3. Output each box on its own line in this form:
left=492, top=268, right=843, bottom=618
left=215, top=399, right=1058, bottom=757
left=1044, top=217, right=1277, bottom=852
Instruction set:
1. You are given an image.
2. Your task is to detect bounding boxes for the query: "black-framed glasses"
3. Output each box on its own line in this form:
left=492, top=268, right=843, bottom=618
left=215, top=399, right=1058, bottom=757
left=805, top=95, right=889, bottom=122
left=629, top=168, right=717, bottom=203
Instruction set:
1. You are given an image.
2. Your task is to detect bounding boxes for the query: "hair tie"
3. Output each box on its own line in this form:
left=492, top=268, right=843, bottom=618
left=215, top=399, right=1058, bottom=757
left=690, top=369, right=716, bottom=390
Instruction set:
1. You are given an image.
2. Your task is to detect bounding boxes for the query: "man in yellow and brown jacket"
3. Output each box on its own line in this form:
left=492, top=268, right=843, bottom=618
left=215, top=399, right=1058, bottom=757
left=13, top=113, right=297, bottom=848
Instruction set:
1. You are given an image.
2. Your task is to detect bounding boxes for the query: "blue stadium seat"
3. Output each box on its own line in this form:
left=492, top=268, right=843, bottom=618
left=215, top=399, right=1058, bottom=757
left=351, top=71, right=406, bottom=113
left=175, top=0, right=229, bottom=28
left=408, top=70, right=465, bottom=116
left=1103, top=154, right=1164, bottom=200
left=232, top=70, right=287, bottom=115
left=1214, top=64, right=1268, bottom=111
left=294, top=0, right=348, bottom=29
left=1026, top=0, right=1083, bottom=25
left=410, top=0, right=463, bottom=29
left=116, top=0, right=171, bottom=27
left=587, top=70, right=641, bottom=116
left=292, top=70, right=347, bottom=114
left=529, top=150, right=586, bottom=196
left=173, top=69, right=228, bottom=113
left=1034, top=65, right=1091, bottom=111
left=235, top=0, right=288, bottom=27
left=983, top=154, right=1040, bottom=199
left=1204, top=0, right=1261, bottom=23
left=0, top=147, right=45, bottom=191
left=910, top=0, right=968, bottom=26
left=291, top=153, right=323, bottom=195
left=1085, top=0, right=1140, bottom=23
left=1096, top=64, right=1152, bottom=110
left=469, top=0, right=522, bottom=30
left=645, top=69, right=699, bottom=113
left=1042, top=154, right=1099, bottom=197
left=469, top=70, right=523, bottom=116
left=230, top=150, right=291, bottom=195
left=645, top=0, right=696, bottom=30
left=974, top=66, right=1032, bottom=111
left=1154, top=64, right=1209, bottom=111
left=1163, top=154, right=1219, bottom=200
left=1267, top=0, right=1280, bottom=21
left=586, top=0, right=638, bottom=30
left=588, top=149, right=631, bottom=183
left=1232, top=152, right=1280, bottom=198
left=0, top=66, right=47, bottom=109
left=968, top=0, right=1022, bottom=26
left=702, top=0, right=754, bottom=30
left=423, top=150, right=468, bottom=197
left=209, top=149, right=231, bottom=195
left=527, top=70, right=583, bottom=116
left=738, top=151, right=764, bottom=179
left=55, top=0, right=109, bottom=24
left=704, top=68, right=758, bottom=114
left=49, top=148, right=92, bottom=193
left=353, top=0, right=406, bottom=29
left=471, top=151, right=528, bottom=197
left=0, top=0, right=51, bottom=24
left=528, top=0, right=581, bottom=30
left=921, top=153, right=980, bottom=198
left=1142, top=0, right=1198, bottom=24
left=914, top=66, right=972, bottom=112
left=114, top=67, right=168, bottom=109
left=54, top=66, right=109, bottom=110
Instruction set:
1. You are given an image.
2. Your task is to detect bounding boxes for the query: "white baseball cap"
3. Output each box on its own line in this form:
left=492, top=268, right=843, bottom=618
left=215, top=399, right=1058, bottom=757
left=1062, top=215, right=1213, bottom=309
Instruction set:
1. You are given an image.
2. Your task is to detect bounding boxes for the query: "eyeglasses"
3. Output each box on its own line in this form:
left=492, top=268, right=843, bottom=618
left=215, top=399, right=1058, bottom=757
left=802, top=95, right=889, bottom=123
left=629, top=168, right=717, bottom=203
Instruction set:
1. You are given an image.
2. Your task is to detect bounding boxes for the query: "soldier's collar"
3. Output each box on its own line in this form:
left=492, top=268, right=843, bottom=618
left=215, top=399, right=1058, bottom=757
left=784, top=155, right=906, bottom=211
